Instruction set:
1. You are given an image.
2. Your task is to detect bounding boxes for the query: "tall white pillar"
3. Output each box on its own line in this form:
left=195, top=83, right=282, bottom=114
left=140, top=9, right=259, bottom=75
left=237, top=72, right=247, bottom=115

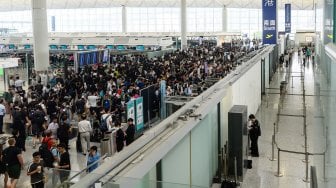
left=222, top=5, right=227, bottom=32
left=31, top=0, right=49, bottom=72
left=180, top=0, right=187, bottom=50
left=122, top=5, right=127, bottom=33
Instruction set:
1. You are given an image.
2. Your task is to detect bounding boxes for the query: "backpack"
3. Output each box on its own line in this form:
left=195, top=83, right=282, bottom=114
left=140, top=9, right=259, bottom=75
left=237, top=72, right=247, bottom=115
left=38, top=142, right=54, bottom=168
left=255, top=121, right=261, bottom=136
left=31, top=111, right=45, bottom=125
left=103, top=99, right=111, bottom=110
left=100, top=115, right=110, bottom=132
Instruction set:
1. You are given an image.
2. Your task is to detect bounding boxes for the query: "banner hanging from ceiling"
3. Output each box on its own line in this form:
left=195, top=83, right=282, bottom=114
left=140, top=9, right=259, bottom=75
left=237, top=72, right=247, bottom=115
left=262, top=0, right=277, bottom=44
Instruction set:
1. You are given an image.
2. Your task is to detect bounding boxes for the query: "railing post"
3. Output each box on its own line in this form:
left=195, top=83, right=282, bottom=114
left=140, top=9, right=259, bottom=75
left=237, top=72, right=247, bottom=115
left=275, top=149, right=283, bottom=177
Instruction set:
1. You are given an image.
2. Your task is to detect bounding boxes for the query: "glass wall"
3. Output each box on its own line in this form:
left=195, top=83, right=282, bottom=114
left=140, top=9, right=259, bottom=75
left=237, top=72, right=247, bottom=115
left=47, top=8, right=122, bottom=32
left=277, top=9, right=323, bottom=32
left=187, top=8, right=222, bottom=32
left=0, top=10, right=32, bottom=33
left=227, top=8, right=323, bottom=38
left=227, top=8, right=262, bottom=37
left=127, top=7, right=180, bottom=32
left=0, top=7, right=324, bottom=35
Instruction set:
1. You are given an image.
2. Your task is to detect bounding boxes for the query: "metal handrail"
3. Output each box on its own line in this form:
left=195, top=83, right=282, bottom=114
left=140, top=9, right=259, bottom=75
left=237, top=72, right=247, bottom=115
left=67, top=153, right=108, bottom=181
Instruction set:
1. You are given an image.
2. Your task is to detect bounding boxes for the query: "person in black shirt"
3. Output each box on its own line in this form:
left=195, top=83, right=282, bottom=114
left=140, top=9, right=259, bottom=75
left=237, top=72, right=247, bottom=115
left=125, top=118, right=135, bottom=146
left=115, top=121, right=125, bottom=152
left=57, top=115, right=70, bottom=150
left=248, top=114, right=261, bottom=157
left=27, top=152, right=45, bottom=188
left=56, top=143, right=71, bottom=183
left=2, top=138, right=24, bottom=188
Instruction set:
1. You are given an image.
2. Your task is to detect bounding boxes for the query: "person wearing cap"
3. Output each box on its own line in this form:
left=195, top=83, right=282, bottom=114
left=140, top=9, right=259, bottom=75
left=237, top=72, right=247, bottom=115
left=77, top=113, right=92, bottom=155
left=125, top=118, right=135, bottom=146
left=27, top=152, right=45, bottom=188
left=56, top=143, right=71, bottom=183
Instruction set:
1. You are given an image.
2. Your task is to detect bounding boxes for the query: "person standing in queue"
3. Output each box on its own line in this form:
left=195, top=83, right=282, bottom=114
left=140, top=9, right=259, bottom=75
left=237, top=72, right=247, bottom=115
left=125, top=118, right=135, bottom=146
left=115, top=121, right=125, bottom=152
left=78, top=113, right=92, bottom=155
left=56, top=143, right=71, bottom=183
left=248, top=114, right=261, bottom=157
left=87, top=146, right=100, bottom=173
left=27, top=152, right=45, bottom=188
left=2, top=137, right=24, bottom=188
left=0, top=99, right=6, bottom=134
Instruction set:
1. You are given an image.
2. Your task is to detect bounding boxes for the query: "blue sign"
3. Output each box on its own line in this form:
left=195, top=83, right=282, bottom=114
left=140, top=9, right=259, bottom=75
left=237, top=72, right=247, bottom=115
left=285, top=4, right=291, bottom=33
left=136, top=45, right=145, bottom=51
left=135, top=97, right=144, bottom=131
left=160, top=80, right=166, bottom=119
left=60, top=45, right=68, bottom=50
left=78, top=45, right=85, bottom=50
left=24, top=44, right=31, bottom=49
left=262, top=0, right=277, bottom=44
left=50, top=45, right=58, bottom=50
left=117, top=45, right=125, bottom=50
left=106, top=45, right=114, bottom=49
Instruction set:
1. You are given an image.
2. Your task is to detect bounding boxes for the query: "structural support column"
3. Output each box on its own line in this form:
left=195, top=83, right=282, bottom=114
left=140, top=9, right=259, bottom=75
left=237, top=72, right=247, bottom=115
left=180, top=0, right=187, bottom=50
left=122, top=5, right=127, bottom=33
left=31, top=0, right=49, bottom=72
left=222, top=5, right=227, bottom=32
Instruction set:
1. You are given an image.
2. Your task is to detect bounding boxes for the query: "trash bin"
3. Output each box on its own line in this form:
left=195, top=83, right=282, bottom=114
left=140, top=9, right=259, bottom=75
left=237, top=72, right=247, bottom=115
left=100, top=138, right=112, bottom=156
left=280, top=81, right=287, bottom=95
left=104, top=131, right=112, bottom=139
left=104, top=131, right=115, bottom=156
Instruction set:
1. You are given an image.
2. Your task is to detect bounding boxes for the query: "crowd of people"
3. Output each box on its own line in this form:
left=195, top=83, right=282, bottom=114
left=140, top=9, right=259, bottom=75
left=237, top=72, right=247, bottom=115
left=279, top=45, right=315, bottom=68
left=0, top=42, right=255, bottom=187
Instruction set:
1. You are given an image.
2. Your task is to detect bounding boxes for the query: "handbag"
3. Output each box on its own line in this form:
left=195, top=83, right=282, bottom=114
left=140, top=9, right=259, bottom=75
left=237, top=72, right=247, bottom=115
left=43, top=175, right=48, bottom=183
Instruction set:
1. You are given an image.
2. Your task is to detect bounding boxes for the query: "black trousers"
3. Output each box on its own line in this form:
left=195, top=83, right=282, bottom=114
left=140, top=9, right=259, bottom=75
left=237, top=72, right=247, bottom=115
left=31, top=181, right=44, bottom=188
left=0, top=115, right=3, bottom=132
left=250, top=137, right=259, bottom=156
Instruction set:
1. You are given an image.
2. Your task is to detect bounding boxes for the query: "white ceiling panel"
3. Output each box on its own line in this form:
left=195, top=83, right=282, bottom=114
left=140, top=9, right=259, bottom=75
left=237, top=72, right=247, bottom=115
left=0, top=0, right=324, bottom=11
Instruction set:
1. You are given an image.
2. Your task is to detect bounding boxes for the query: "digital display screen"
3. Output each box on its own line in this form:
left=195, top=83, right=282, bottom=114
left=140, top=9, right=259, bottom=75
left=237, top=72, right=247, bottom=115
left=78, top=45, right=85, bottom=50
left=136, top=45, right=145, bottom=51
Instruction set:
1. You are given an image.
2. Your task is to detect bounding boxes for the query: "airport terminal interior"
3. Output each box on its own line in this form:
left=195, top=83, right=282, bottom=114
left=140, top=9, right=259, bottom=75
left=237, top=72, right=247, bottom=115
left=0, top=0, right=335, bottom=188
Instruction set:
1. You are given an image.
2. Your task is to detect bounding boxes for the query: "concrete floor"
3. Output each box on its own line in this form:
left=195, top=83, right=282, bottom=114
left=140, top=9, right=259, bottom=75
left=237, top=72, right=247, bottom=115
left=240, top=53, right=331, bottom=188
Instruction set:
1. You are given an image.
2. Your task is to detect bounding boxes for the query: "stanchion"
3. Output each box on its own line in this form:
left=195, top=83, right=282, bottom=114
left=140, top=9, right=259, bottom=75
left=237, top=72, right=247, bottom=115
left=275, top=149, right=283, bottom=177
left=303, top=153, right=309, bottom=182
left=323, top=153, right=327, bottom=182
left=269, top=135, right=277, bottom=161
left=269, top=123, right=277, bottom=161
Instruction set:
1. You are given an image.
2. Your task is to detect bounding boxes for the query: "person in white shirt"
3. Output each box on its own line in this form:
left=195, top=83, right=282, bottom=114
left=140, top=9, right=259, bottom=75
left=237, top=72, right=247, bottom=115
left=0, top=99, right=6, bottom=134
left=101, top=109, right=113, bottom=131
left=47, top=116, right=59, bottom=139
left=78, top=114, right=92, bottom=155
left=14, top=76, right=24, bottom=91
left=87, top=93, right=99, bottom=115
